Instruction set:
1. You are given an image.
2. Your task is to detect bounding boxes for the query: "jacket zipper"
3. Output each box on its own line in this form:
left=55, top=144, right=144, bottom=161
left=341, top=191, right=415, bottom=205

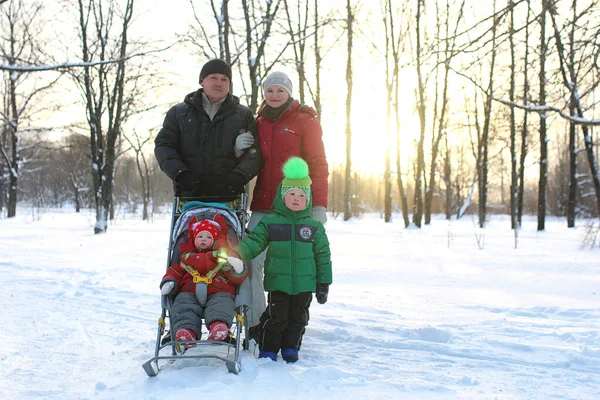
left=270, top=122, right=277, bottom=206
left=291, top=219, right=296, bottom=294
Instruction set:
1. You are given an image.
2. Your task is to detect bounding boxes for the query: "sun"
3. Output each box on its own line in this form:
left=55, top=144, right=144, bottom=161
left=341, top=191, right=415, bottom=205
left=317, top=63, right=421, bottom=176
left=321, top=102, right=420, bottom=176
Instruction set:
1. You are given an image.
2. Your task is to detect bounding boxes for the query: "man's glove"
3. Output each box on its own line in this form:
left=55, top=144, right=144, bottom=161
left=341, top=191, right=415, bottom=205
left=316, top=283, right=329, bottom=304
left=160, top=281, right=175, bottom=296
left=224, top=172, right=246, bottom=192
left=175, top=171, right=202, bottom=190
left=227, top=256, right=245, bottom=274
left=311, top=206, right=328, bottom=224
left=234, top=132, right=255, bottom=158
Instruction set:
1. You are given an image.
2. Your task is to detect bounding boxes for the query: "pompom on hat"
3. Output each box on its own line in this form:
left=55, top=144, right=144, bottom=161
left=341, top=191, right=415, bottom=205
left=281, top=157, right=312, bottom=202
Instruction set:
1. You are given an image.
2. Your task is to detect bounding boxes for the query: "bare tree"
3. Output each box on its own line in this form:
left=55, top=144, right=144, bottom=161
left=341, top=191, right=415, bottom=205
left=283, top=0, right=310, bottom=104
left=537, top=0, right=548, bottom=231
left=383, top=0, right=395, bottom=223
left=0, top=0, right=60, bottom=217
left=124, top=129, right=153, bottom=221
left=508, top=0, right=518, bottom=230
left=424, top=0, right=465, bottom=225
left=412, top=0, right=427, bottom=227
left=312, top=0, right=322, bottom=117
left=566, top=0, right=578, bottom=228
left=548, top=0, right=600, bottom=225
left=57, top=133, right=92, bottom=212
left=477, top=1, right=499, bottom=229
left=240, top=0, right=285, bottom=112
left=188, top=0, right=231, bottom=63
left=343, top=0, right=354, bottom=221
left=70, top=0, right=135, bottom=233
left=517, top=0, right=531, bottom=225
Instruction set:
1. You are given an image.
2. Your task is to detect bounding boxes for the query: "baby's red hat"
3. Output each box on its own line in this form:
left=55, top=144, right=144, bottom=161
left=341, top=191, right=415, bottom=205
left=192, top=218, right=222, bottom=241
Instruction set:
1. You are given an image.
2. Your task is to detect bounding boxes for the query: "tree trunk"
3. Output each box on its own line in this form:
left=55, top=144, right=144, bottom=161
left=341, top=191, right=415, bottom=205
left=566, top=0, right=578, bottom=228
left=548, top=0, right=600, bottom=224
left=314, top=0, right=322, bottom=118
left=517, top=0, right=531, bottom=225
left=443, top=136, right=452, bottom=219
left=509, top=0, right=518, bottom=230
left=343, top=0, right=354, bottom=221
left=537, top=2, right=548, bottom=231
left=383, top=0, right=394, bottom=223
left=241, top=0, right=281, bottom=113
left=7, top=72, right=17, bottom=218
left=413, top=0, right=426, bottom=228
left=478, top=2, right=497, bottom=229
left=75, top=0, right=135, bottom=234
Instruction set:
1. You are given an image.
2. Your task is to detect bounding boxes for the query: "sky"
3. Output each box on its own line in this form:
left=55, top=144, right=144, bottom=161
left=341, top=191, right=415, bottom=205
left=1, top=207, right=599, bottom=399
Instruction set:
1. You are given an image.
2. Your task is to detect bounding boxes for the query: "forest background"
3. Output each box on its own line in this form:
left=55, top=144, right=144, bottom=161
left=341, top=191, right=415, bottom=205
left=1, top=0, right=599, bottom=238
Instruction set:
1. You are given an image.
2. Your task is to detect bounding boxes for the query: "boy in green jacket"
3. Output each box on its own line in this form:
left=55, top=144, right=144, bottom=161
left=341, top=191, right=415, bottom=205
left=228, top=156, right=332, bottom=363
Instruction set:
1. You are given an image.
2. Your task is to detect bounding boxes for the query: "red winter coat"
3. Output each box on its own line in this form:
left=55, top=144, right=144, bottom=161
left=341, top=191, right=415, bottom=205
left=251, top=100, right=329, bottom=211
left=161, top=215, right=247, bottom=296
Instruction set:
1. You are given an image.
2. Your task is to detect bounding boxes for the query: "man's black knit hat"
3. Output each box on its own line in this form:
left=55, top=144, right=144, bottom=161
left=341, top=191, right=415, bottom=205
left=199, top=59, right=232, bottom=83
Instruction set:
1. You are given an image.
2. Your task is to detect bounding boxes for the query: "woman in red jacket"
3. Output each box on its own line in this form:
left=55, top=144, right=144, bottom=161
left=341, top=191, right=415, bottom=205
left=246, top=71, right=329, bottom=334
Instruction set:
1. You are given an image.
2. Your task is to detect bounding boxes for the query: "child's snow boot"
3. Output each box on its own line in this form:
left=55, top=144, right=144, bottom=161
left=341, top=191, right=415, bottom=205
left=258, top=351, right=277, bottom=361
left=281, top=348, right=299, bottom=363
left=175, top=328, right=197, bottom=349
left=207, top=321, right=229, bottom=341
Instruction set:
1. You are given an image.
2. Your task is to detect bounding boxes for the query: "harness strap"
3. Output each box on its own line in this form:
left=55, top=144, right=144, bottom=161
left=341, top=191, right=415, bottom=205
left=180, top=249, right=230, bottom=284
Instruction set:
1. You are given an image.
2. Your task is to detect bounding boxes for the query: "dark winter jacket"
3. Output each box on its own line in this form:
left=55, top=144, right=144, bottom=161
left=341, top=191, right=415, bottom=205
left=154, top=89, right=263, bottom=199
left=234, top=182, right=332, bottom=295
left=251, top=100, right=328, bottom=210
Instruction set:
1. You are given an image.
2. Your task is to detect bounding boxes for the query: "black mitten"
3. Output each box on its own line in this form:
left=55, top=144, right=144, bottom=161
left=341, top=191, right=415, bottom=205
left=316, top=283, right=329, bottom=304
left=224, top=172, right=246, bottom=193
left=175, top=171, right=201, bottom=189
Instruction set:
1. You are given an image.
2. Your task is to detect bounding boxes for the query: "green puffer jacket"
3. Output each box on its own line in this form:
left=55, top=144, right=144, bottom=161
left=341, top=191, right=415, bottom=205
left=234, top=183, right=332, bottom=295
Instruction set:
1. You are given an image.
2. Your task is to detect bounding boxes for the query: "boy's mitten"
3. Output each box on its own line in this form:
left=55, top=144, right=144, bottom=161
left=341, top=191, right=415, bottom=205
left=160, top=281, right=175, bottom=296
left=316, top=283, right=329, bottom=304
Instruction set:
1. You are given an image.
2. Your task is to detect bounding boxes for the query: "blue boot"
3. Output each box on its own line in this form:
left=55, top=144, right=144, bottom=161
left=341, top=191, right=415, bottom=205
left=281, top=348, right=298, bottom=363
left=258, top=351, right=277, bottom=361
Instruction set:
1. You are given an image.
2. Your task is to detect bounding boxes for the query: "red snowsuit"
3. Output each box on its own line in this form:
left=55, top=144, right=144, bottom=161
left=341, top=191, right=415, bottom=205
left=161, top=214, right=248, bottom=295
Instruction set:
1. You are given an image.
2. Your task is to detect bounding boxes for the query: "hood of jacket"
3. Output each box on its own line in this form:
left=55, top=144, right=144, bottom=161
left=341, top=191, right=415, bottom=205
left=272, top=181, right=313, bottom=220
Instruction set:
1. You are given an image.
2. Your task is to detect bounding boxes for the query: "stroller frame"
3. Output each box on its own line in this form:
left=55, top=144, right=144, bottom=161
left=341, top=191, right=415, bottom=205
left=142, top=194, right=250, bottom=377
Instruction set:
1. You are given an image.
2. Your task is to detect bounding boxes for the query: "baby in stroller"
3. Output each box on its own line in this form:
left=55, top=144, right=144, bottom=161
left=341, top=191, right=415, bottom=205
left=160, top=213, right=248, bottom=348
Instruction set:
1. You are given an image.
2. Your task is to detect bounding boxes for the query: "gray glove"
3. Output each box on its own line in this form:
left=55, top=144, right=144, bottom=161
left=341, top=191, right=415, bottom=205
left=311, top=206, right=327, bottom=224
left=234, top=132, right=255, bottom=158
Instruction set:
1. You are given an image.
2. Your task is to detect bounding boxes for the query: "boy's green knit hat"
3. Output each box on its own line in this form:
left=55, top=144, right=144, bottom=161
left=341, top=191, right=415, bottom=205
left=281, top=157, right=312, bottom=202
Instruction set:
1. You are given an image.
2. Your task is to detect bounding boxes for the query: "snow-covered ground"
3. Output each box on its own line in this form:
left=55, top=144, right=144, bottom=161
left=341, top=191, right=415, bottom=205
left=1, top=208, right=599, bottom=400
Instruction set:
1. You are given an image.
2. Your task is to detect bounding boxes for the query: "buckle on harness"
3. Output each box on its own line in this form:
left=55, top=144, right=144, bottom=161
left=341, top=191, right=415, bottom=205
left=193, top=275, right=212, bottom=284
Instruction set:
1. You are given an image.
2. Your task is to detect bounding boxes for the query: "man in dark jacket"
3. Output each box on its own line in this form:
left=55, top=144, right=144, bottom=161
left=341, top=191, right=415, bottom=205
left=155, top=59, right=263, bottom=201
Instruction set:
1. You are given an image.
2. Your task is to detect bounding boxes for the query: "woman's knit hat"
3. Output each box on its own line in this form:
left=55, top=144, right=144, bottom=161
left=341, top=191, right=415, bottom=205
left=262, top=71, right=293, bottom=97
left=281, top=157, right=312, bottom=203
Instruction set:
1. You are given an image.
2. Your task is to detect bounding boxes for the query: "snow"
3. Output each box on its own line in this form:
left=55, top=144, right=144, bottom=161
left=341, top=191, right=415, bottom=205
left=1, top=209, right=599, bottom=400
